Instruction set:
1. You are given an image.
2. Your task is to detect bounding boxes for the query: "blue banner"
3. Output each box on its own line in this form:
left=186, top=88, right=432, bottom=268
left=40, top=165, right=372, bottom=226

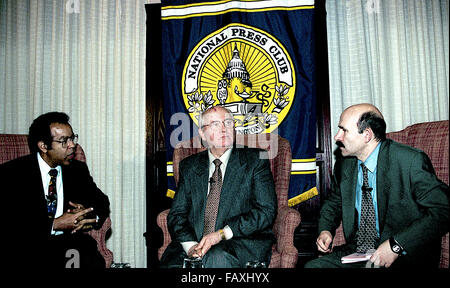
left=161, top=0, right=317, bottom=207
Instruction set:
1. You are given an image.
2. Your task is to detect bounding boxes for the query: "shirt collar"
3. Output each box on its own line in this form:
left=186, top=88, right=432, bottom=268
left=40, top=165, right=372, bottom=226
left=37, top=152, right=62, bottom=177
left=208, top=148, right=233, bottom=167
left=359, top=142, right=381, bottom=173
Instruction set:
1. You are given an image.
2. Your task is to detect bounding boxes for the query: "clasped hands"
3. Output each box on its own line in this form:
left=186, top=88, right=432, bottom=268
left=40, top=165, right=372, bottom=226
left=53, top=201, right=98, bottom=233
left=316, top=231, right=399, bottom=268
left=187, top=230, right=223, bottom=258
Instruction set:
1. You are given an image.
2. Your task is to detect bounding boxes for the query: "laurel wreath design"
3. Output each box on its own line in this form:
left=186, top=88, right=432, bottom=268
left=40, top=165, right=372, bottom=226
left=273, top=84, right=290, bottom=114
left=187, top=90, right=215, bottom=120
left=187, top=84, right=290, bottom=131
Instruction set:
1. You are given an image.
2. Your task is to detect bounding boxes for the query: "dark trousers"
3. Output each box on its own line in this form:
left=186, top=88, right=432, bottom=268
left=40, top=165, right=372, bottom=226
left=304, top=245, right=369, bottom=268
left=304, top=243, right=441, bottom=268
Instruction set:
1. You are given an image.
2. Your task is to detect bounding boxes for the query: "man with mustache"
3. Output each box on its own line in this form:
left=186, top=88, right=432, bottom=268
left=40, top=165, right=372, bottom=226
left=305, top=103, right=449, bottom=268
left=1, top=112, right=110, bottom=268
left=160, top=106, right=277, bottom=268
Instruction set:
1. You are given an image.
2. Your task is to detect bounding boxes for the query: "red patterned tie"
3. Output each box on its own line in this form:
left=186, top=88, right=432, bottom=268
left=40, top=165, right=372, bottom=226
left=203, top=159, right=222, bottom=236
left=47, top=169, right=58, bottom=219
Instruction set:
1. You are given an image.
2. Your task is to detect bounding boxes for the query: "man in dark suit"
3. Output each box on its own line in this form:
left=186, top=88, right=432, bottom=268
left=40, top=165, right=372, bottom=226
left=1, top=112, right=110, bottom=268
left=305, top=104, right=449, bottom=268
left=160, top=106, right=277, bottom=268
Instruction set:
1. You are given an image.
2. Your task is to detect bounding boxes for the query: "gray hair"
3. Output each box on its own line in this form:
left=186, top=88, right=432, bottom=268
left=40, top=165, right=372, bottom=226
left=198, top=106, right=234, bottom=129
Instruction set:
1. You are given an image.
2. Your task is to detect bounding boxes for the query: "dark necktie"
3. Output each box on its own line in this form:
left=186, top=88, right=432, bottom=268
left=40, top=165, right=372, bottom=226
left=356, top=163, right=378, bottom=253
left=203, top=159, right=223, bottom=236
left=47, top=169, right=58, bottom=219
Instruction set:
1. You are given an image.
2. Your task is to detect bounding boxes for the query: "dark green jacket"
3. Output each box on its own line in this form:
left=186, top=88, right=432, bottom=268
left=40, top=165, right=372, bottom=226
left=319, top=139, right=449, bottom=266
left=167, top=146, right=277, bottom=267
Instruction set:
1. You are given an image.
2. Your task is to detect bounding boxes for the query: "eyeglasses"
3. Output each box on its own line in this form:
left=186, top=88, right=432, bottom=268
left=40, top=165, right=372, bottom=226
left=52, top=134, right=78, bottom=148
left=202, top=119, right=235, bottom=130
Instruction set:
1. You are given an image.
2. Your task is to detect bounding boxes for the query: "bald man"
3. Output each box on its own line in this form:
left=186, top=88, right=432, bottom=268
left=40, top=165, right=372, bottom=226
left=305, top=104, right=449, bottom=268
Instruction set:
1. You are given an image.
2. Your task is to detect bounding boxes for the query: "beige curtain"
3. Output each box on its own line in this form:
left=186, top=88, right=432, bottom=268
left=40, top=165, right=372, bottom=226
left=0, top=0, right=147, bottom=267
left=326, top=0, right=449, bottom=146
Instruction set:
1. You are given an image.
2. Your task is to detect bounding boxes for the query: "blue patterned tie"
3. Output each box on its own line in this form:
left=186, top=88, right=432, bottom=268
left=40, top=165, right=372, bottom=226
left=47, top=169, right=58, bottom=219
left=356, top=163, right=378, bottom=253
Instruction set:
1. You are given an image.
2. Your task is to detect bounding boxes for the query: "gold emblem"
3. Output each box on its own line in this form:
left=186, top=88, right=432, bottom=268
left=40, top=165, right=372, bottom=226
left=182, top=23, right=296, bottom=134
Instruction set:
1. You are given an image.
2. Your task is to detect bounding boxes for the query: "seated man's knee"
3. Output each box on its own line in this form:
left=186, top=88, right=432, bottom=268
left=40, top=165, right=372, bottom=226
left=203, top=245, right=239, bottom=268
left=304, top=258, right=322, bottom=268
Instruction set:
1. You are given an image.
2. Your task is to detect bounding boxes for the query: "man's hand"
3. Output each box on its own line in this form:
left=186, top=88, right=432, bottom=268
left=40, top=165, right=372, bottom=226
left=67, top=201, right=86, bottom=214
left=67, top=201, right=97, bottom=231
left=192, top=231, right=223, bottom=257
left=53, top=206, right=97, bottom=233
left=188, top=244, right=201, bottom=258
left=316, top=231, right=333, bottom=253
left=370, top=239, right=398, bottom=268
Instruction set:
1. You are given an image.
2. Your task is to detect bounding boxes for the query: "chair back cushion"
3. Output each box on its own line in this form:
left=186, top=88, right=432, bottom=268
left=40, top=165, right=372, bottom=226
left=387, top=120, right=449, bottom=185
left=0, top=134, right=87, bottom=164
left=173, top=133, right=292, bottom=207
left=0, top=134, right=30, bottom=164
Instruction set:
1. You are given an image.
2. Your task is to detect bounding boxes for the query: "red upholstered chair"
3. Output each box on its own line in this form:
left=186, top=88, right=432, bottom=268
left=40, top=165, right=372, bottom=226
left=332, top=120, right=449, bottom=268
left=0, top=134, right=114, bottom=268
left=157, top=133, right=301, bottom=268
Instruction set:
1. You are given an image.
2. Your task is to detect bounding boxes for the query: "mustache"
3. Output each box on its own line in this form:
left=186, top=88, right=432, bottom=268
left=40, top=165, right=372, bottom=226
left=335, top=141, right=345, bottom=148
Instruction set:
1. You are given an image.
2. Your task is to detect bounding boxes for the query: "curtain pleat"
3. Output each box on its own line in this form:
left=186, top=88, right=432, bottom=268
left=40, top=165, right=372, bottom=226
left=326, top=0, right=449, bottom=149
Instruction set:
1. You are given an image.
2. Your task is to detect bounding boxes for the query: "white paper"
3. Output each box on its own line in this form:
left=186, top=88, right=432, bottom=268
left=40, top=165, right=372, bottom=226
left=341, top=252, right=373, bottom=264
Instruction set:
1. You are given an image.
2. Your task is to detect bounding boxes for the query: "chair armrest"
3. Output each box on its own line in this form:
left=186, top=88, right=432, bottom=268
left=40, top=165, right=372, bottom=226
left=272, top=206, right=301, bottom=253
left=157, top=209, right=172, bottom=260
left=440, top=232, right=449, bottom=268
left=87, top=217, right=114, bottom=268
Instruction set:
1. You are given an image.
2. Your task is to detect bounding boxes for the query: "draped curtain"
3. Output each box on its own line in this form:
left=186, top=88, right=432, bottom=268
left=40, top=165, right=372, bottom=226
left=0, top=0, right=147, bottom=267
left=326, top=0, right=449, bottom=149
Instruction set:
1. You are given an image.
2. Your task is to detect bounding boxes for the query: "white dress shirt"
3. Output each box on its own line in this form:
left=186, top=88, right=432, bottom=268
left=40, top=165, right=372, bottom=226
left=37, top=153, right=63, bottom=235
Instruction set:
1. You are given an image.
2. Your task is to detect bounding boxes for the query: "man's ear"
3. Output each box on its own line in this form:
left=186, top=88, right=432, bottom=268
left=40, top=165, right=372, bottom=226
left=198, top=128, right=205, bottom=141
left=37, top=141, right=48, bottom=153
left=198, top=128, right=209, bottom=148
left=364, top=128, right=374, bottom=143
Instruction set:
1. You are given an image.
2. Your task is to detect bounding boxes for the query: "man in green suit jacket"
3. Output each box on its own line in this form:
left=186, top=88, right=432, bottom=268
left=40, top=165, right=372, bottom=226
left=160, top=106, right=277, bottom=268
left=305, top=104, right=449, bottom=268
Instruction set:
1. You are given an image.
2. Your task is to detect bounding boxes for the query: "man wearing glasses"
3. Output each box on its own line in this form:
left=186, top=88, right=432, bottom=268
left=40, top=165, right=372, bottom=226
left=1, top=112, right=110, bottom=268
left=160, top=106, right=277, bottom=268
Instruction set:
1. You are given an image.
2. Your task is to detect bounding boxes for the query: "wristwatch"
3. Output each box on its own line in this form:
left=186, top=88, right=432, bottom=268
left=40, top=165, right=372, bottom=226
left=389, top=237, right=405, bottom=255
left=218, top=229, right=226, bottom=240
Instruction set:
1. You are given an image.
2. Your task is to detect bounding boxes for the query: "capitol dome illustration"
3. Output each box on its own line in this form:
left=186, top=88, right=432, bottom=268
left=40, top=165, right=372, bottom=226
left=223, top=44, right=252, bottom=88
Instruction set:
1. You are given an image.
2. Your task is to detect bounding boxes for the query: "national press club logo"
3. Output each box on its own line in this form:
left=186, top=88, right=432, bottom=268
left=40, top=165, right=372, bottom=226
left=182, top=23, right=296, bottom=134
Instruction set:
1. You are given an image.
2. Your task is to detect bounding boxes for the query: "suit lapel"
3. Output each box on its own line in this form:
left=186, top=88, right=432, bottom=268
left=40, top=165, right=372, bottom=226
left=341, top=158, right=358, bottom=239
left=193, top=151, right=210, bottom=235
left=62, top=165, right=68, bottom=210
left=376, top=141, right=390, bottom=234
left=215, top=148, right=247, bottom=229
left=62, top=165, right=74, bottom=211
left=28, top=155, right=52, bottom=232
left=28, top=155, right=47, bottom=210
